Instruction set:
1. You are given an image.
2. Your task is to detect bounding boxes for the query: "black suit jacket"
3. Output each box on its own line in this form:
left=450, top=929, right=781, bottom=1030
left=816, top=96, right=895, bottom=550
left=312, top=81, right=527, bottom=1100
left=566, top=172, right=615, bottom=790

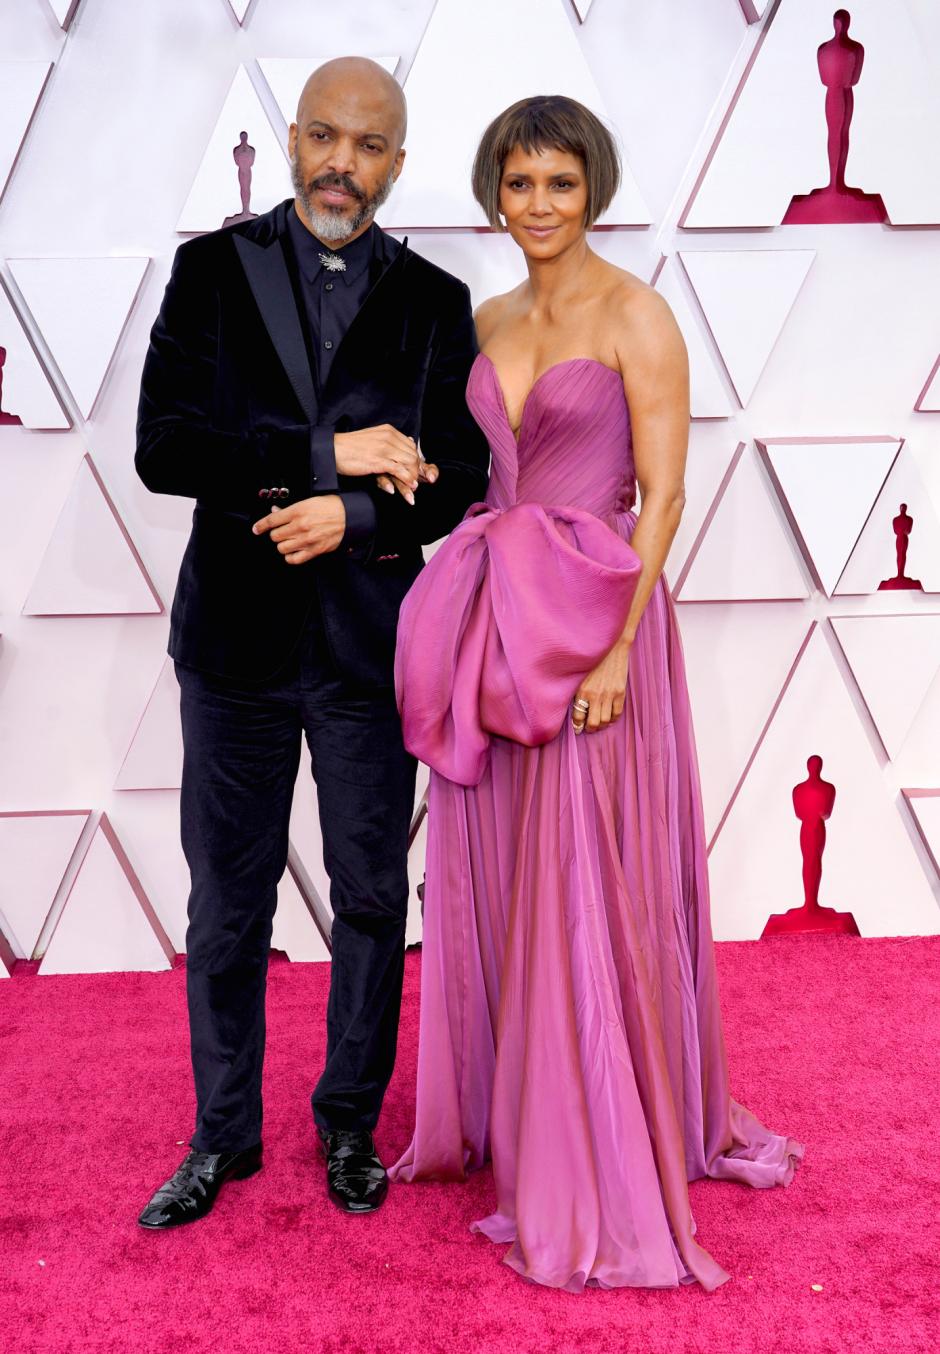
left=136, top=199, right=490, bottom=685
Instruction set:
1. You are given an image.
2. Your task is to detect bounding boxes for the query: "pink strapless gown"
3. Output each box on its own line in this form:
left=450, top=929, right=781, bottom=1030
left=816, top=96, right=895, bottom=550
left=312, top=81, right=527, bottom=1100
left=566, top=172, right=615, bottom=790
left=390, top=354, right=805, bottom=1292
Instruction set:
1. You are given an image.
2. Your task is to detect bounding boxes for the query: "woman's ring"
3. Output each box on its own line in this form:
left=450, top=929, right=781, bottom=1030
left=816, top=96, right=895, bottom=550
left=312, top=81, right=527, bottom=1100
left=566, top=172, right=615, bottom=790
left=573, top=698, right=590, bottom=713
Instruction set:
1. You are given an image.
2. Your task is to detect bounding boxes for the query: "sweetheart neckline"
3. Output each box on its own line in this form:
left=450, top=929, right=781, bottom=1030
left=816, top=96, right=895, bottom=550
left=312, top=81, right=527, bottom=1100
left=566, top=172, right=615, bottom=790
left=474, top=352, right=622, bottom=445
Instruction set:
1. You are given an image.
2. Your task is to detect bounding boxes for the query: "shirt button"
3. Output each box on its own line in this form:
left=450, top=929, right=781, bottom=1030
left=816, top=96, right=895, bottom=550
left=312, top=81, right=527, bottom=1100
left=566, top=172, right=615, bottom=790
left=324, top=282, right=334, bottom=292
left=323, top=340, right=333, bottom=350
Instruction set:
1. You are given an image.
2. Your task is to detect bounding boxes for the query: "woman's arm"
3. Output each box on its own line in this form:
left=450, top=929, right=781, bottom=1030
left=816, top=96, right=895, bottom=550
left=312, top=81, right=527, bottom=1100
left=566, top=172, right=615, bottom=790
left=573, top=285, right=690, bottom=734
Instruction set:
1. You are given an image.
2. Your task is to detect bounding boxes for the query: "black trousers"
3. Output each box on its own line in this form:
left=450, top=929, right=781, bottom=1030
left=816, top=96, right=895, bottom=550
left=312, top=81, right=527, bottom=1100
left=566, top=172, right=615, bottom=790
left=176, top=618, right=416, bottom=1153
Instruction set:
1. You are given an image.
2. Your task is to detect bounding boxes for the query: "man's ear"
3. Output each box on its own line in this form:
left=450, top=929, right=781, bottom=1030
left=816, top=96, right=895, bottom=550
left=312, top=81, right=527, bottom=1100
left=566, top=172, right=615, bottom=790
left=287, top=122, right=298, bottom=158
left=393, top=147, right=406, bottom=180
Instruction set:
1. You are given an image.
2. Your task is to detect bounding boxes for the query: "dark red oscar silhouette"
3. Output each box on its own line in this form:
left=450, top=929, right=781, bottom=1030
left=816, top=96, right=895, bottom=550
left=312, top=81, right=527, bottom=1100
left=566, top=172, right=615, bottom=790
left=762, top=754, right=860, bottom=936
left=223, top=130, right=258, bottom=227
left=0, top=346, right=23, bottom=426
left=878, top=502, right=923, bottom=591
left=783, top=9, right=887, bottom=225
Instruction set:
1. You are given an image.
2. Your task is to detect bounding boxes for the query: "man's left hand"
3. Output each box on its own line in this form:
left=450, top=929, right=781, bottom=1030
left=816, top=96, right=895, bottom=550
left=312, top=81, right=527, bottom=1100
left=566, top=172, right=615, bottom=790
left=252, top=495, right=346, bottom=565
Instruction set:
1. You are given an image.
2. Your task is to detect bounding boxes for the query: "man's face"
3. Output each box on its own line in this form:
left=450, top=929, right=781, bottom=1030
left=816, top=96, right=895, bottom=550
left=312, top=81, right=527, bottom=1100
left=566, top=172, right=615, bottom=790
left=288, top=79, right=405, bottom=243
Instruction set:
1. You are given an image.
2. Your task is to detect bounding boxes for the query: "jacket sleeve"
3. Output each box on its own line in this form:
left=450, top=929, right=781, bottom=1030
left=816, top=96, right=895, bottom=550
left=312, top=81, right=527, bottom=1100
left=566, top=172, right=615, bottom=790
left=346, top=278, right=490, bottom=562
left=135, top=238, right=333, bottom=510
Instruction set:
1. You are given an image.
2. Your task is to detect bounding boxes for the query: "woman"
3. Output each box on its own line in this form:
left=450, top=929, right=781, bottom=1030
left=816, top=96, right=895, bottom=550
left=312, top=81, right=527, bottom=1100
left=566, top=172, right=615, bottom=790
left=390, top=95, right=804, bottom=1292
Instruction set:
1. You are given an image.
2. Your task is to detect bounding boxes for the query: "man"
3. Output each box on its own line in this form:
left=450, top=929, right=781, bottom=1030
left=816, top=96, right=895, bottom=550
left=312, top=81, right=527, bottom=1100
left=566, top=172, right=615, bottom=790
left=135, top=57, right=489, bottom=1227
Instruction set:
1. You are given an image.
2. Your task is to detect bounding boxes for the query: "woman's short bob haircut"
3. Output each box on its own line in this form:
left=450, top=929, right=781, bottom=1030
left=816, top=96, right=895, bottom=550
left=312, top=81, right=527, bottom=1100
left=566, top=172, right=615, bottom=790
left=471, top=94, right=621, bottom=231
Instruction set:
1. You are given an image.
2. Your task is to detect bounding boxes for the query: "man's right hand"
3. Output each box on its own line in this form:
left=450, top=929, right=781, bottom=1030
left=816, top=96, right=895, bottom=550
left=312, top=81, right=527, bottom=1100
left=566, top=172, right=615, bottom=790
left=334, top=425, right=421, bottom=489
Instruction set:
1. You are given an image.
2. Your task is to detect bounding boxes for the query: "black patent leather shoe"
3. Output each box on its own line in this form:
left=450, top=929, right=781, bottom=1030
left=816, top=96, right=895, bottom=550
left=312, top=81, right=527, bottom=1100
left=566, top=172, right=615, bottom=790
left=319, top=1128, right=388, bottom=1213
left=137, top=1143, right=262, bottom=1230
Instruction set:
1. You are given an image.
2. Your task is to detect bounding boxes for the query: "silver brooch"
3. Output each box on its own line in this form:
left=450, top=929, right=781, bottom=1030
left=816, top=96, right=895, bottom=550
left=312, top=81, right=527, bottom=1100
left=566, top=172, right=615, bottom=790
left=318, top=252, right=347, bottom=273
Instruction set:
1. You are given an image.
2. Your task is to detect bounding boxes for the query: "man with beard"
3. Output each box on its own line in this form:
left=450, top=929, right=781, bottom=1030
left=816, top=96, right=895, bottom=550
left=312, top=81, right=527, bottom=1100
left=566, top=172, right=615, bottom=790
left=135, top=57, right=489, bottom=1227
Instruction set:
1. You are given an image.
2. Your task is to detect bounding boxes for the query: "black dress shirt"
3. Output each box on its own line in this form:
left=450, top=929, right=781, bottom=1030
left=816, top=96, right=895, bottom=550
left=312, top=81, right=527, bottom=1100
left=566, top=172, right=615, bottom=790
left=285, top=205, right=378, bottom=544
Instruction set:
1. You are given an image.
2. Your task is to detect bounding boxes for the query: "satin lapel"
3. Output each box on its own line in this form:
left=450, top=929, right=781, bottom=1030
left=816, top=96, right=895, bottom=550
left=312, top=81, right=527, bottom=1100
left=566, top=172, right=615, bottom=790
left=232, top=229, right=318, bottom=424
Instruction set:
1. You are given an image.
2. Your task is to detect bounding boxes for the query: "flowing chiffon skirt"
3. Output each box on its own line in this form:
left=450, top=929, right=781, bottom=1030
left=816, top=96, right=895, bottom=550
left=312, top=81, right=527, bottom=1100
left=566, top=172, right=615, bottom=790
left=391, top=508, right=805, bottom=1292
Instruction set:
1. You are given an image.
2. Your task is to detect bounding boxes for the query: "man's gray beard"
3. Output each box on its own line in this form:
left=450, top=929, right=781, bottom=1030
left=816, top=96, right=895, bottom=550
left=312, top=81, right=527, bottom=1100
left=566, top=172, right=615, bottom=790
left=290, top=154, right=396, bottom=243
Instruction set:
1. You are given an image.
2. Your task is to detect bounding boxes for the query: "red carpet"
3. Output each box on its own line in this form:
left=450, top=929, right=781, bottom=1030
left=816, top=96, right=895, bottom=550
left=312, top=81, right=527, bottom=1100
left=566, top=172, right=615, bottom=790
left=1, top=936, right=937, bottom=1353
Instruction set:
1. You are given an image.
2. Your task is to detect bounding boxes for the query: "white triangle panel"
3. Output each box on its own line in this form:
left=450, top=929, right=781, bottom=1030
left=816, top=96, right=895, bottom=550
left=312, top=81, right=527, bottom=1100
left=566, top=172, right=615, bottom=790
left=8, top=257, right=149, bottom=420
left=271, top=867, right=330, bottom=962
left=675, top=444, right=810, bottom=601
left=759, top=438, right=901, bottom=596
left=23, top=455, right=163, bottom=617
left=226, top=0, right=252, bottom=21
left=679, top=250, right=815, bottom=407
left=739, top=0, right=772, bottom=20
left=115, top=659, right=183, bottom=790
left=678, top=605, right=811, bottom=842
left=902, top=790, right=940, bottom=888
left=383, top=0, right=650, bottom=228
left=915, top=357, right=940, bottom=412
left=177, top=66, right=290, bottom=234
left=654, top=258, right=734, bottom=419
left=40, top=816, right=174, bottom=974
left=572, top=0, right=596, bottom=18
left=258, top=56, right=399, bottom=131
left=0, top=811, right=89, bottom=958
left=0, top=63, right=53, bottom=205
left=664, top=432, right=742, bottom=588
left=0, top=279, right=69, bottom=428
left=47, top=0, right=81, bottom=29
left=708, top=627, right=940, bottom=939
left=683, top=0, right=940, bottom=227
left=835, top=454, right=940, bottom=595
left=831, top=616, right=940, bottom=759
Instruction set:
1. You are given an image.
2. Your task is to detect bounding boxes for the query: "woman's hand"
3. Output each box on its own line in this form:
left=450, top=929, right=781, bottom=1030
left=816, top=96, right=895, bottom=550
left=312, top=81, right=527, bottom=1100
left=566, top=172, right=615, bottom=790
left=572, top=638, right=631, bottom=735
left=376, top=458, right=439, bottom=503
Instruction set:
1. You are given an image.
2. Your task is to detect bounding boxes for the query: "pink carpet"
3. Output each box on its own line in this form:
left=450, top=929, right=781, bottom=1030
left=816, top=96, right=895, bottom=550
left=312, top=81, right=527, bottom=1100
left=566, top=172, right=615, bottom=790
left=1, top=935, right=937, bottom=1353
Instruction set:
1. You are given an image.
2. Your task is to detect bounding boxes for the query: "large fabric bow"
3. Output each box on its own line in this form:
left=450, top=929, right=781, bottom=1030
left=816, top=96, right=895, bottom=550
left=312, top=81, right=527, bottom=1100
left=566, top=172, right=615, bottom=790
left=395, top=502, right=642, bottom=786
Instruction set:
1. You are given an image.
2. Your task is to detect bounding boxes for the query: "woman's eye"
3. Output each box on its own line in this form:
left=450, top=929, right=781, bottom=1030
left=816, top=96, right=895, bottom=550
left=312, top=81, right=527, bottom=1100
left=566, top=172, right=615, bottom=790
left=507, top=179, right=527, bottom=190
left=554, top=181, right=574, bottom=190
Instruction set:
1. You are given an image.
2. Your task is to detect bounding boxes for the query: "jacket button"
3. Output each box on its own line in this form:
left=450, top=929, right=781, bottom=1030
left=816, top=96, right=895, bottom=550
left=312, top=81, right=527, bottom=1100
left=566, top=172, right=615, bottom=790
left=258, top=488, right=270, bottom=499
left=278, top=487, right=289, bottom=499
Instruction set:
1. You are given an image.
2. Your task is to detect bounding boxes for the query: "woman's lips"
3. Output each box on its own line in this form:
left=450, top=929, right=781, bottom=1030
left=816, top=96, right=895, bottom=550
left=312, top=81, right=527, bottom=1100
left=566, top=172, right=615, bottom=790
left=524, top=225, right=559, bottom=239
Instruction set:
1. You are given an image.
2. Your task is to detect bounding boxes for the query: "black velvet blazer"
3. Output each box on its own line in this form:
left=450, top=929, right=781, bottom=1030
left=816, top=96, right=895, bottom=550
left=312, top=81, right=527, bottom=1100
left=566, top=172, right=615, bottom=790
left=136, top=198, right=490, bottom=685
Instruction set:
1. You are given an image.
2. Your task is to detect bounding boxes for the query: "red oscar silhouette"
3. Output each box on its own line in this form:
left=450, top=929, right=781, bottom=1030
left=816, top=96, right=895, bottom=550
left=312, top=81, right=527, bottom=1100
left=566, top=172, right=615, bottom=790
left=878, top=502, right=923, bottom=591
left=783, top=9, right=887, bottom=225
left=223, top=130, right=259, bottom=227
left=0, top=346, right=23, bottom=426
left=762, top=754, right=860, bottom=936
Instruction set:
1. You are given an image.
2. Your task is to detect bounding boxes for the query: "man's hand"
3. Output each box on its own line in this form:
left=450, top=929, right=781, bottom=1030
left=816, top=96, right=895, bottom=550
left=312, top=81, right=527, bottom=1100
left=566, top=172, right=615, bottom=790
left=334, top=425, right=422, bottom=492
left=252, top=495, right=346, bottom=565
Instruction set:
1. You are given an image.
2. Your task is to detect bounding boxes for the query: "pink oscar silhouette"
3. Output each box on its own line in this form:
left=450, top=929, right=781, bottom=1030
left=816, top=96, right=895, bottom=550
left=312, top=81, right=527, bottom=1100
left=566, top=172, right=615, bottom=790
left=878, top=502, right=923, bottom=591
left=0, top=346, right=23, bottom=426
left=783, top=9, right=887, bottom=225
left=762, top=754, right=860, bottom=937
left=222, top=130, right=259, bottom=227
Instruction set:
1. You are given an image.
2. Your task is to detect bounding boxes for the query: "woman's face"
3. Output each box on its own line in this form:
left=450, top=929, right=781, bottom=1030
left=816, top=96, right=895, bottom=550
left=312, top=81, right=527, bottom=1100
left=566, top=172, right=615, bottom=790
left=498, top=144, right=589, bottom=259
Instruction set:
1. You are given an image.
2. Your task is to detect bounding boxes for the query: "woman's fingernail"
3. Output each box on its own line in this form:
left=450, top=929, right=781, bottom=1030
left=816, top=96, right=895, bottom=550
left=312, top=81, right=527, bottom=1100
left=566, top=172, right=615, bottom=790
left=383, top=483, right=395, bottom=494
left=406, top=491, right=415, bottom=505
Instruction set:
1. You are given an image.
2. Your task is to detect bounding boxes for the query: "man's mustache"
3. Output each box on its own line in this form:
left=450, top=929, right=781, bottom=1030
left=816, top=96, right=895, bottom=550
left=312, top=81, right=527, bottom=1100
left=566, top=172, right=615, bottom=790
left=308, top=173, right=365, bottom=202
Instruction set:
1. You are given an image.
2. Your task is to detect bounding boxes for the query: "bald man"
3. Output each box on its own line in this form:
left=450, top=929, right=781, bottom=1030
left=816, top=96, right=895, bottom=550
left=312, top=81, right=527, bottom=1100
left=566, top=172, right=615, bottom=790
left=135, top=58, right=489, bottom=1227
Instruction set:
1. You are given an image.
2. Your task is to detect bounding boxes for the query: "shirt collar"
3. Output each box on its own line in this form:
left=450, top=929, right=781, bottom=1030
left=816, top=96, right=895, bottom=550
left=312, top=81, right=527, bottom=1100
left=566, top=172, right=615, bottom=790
left=287, top=205, right=376, bottom=287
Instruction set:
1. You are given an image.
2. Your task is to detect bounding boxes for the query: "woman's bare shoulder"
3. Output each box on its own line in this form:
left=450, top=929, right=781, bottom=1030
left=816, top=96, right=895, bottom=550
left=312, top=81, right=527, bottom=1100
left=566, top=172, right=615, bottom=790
left=600, top=268, right=686, bottom=369
left=473, top=287, right=523, bottom=348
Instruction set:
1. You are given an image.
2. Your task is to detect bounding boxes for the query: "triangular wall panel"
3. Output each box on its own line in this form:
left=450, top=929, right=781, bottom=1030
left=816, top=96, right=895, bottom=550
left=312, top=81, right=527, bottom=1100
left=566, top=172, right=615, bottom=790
left=683, top=0, right=940, bottom=227
left=39, top=815, right=175, bottom=974
left=902, top=790, right=940, bottom=888
left=708, top=625, right=940, bottom=939
left=177, top=66, right=290, bottom=234
left=8, top=257, right=149, bottom=419
left=115, top=659, right=183, bottom=791
left=271, top=865, right=330, bottom=962
left=679, top=250, right=815, bottom=407
left=675, top=443, right=810, bottom=601
left=383, top=0, right=650, bottom=227
left=915, top=356, right=940, bottom=412
left=758, top=437, right=901, bottom=596
left=834, top=452, right=940, bottom=595
left=23, top=454, right=163, bottom=616
left=0, top=810, right=89, bottom=958
left=653, top=257, right=734, bottom=419
left=225, top=0, right=252, bottom=22
left=0, top=277, right=69, bottom=428
left=0, top=62, right=53, bottom=206
left=831, top=616, right=940, bottom=759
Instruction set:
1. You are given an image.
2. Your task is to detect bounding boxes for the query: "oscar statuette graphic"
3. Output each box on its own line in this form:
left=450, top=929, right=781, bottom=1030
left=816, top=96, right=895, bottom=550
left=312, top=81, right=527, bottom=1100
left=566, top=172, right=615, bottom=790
left=762, top=754, right=860, bottom=936
left=783, top=9, right=887, bottom=225
left=222, top=130, right=259, bottom=226
left=878, top=503, right=923, bottom=591
left=0, top=346, right=22, bottom=426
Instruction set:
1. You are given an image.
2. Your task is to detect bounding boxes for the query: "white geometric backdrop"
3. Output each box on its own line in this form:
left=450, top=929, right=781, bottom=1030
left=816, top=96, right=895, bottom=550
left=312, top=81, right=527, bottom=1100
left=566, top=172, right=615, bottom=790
left=0, top=0, right=938, bottom=976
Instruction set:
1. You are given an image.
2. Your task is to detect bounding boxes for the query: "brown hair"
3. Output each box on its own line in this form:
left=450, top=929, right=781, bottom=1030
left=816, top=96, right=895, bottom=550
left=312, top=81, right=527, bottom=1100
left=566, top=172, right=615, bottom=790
left=471, top=94, right=621, bottom=230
